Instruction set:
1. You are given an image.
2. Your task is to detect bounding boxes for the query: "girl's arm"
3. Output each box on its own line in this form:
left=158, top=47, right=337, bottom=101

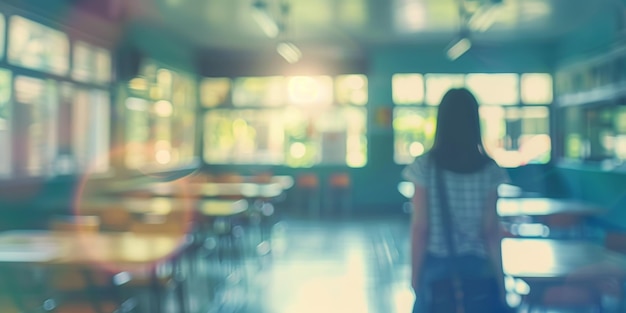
left=411, top=184, right=429, bottom=291
left=483, top=190, right=506, bottom=302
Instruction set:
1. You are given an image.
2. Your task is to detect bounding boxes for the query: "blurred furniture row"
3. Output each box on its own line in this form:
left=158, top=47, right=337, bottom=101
left=503, top=232, right=626, bottom=313
left=294, top=172, right=352, bottom=218
left=0, top=170, right=294, bottom=313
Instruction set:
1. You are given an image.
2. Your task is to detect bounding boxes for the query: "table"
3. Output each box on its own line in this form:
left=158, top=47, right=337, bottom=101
left=498, top=198, right=606, bottom=238
left=398, top=181, right=539, bottom=199
left=0, top=229, right=185, bottom=267
left=497, top=198, right=607, bottom=219
left=76, top=197, right=248, bottom=217
left=0, top=230, right=188, bottom=313
left=199, top=199, right=248, bottom=217
left=101, top=174, right=292, bottom=198
left=502, top=238, right=626, bottom=310
left=502, top=238, right=626, bottom=280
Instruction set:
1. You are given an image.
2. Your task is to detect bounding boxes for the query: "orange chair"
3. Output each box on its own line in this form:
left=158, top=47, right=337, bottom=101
left=541, top=213, right=585, bottom=239
left=215, top=172, right=244, bottom=183
left=326, top=173, right=352, bottom=217
left=251, top=171, right=273, bottom=184
left=296, top=173, right=321, bottom=218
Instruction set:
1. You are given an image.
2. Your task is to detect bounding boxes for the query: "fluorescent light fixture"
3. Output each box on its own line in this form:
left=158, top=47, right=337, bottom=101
left=277, top=41, right=302, bottom=63
left=468, top=3, right=501, bottom=32
left=446, top=37, right=471, bottom=60
left=252, top=1, right=280, bottom=38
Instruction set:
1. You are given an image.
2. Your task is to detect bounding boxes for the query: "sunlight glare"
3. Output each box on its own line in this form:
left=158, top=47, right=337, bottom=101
left=290, top=142, right=306, bottom=158
left=409, top=141, right=424, bottom=157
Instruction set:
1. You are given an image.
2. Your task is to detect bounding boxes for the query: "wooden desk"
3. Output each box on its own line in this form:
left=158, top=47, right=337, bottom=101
left=122, top=182, right=285, bottom=199
left=497, top=198, right=607, bottom=218
left=502, top=238, right=626, bottom=281
left=0, top=230, right=188, bottom=313
left=199, top=199, right=248, bottom=217
left=0, top=230, right=185, bottom=266
left=77, top=197, right=247, bottom=217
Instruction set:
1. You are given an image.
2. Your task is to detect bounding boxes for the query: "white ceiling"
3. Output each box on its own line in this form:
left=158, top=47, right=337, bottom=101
left=125, top=0, right=613, bottom=54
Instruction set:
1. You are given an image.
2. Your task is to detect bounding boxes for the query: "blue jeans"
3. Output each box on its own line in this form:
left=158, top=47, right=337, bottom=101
left=412, top=254, right=496, bottom=313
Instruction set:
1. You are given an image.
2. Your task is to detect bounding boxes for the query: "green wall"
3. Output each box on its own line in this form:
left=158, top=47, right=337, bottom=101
left=552, top=4, right=626, bottom=228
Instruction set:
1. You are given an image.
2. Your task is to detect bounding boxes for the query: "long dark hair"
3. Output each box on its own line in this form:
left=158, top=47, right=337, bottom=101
left=430, top=88, right=492, bottom=173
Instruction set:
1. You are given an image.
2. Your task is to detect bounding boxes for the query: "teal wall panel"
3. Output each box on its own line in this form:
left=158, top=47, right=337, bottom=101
left=551, top=4, right=626, bottom=228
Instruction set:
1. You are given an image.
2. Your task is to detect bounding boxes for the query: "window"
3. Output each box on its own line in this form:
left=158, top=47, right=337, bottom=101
left=201, top=78, right=230, bottom=108
left=8, top=16, right=69, bottom=75
left=0, top=69, right=11, bottom=178
left=335, top=74, right=367, bottom=106
left=481, top=106, right=550, bottom=167
left=615, top=106, right=626, bottom=161
left=393, top=107, right=437, bottom=164
left=466, top=73, right=519, bottom=106
left=202, top=75, right=368, bottom=167
left=561, top=104, right=626, bottom=165
left=0, top=14, right=5, bottom=60
left=124, top=61, right=197, bottom=170
left=233, top=76, right=285, bottom=107
left=521, top=73, right=553, bottom=104
left=72, top=40, right=111, bottom=84
left=14, top=76, right=58, bottom=176
left=282, top=106, right=367, bottom=167
left=204, top=109, right=285, bottom=164
left=124, top=97, right=150, bottom=168
left=393, top=73, right=552, bottom=167
left=170, top=73, right=197, bottom=165
left=392, top=74, right=424, bottom=105
left=425, top=74, right=464, bottom=105
left=563, top=107, right=583, bottom=160
left=286, top=76, right=333, bottom=107
left=73, top=89, right=110, bottom=173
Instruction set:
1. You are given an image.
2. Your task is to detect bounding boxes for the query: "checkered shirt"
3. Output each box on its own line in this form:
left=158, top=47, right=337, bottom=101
left=402, top=153, right=509, bottom=258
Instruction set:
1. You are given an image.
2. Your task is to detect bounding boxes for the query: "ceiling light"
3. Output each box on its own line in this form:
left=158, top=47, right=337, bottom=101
left=446, top=37, right=471, bottom=61
left=251, top=1, right=280, bottom=38
left=468, top=1, right=502, bottom=32
left=467, top=0, right=503, bottom=32
left=277, top=41, right=302, bottom=63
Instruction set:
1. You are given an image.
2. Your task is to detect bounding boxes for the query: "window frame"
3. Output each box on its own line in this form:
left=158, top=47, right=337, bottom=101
left=391, top=72, right=553, bottom=168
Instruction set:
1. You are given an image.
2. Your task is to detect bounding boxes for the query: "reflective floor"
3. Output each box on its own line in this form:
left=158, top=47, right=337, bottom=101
left=150, top=214, right=625, bottom=313
left=237, top=217, right=414, bottom=313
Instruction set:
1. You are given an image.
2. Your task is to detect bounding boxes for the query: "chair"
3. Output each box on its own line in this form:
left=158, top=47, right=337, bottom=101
left=251, top=171, right=273, bottom=184
left=541, top=213, right=586, bottom=239
left=46, top=266, right=138, bottom=313
left=326, top=172, right=352, bottom=217
left=249, top=171, right=280, bottom=248
left=295, top=173, right=321, bottom=218
left=125, top=218, right=190, bottom=313
left=215, top=172, right=244, bottom=184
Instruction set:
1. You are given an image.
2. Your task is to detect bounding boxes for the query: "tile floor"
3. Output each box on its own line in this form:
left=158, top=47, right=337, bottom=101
left=170, top=215, right=615, bottom=313
left=234, top=216, right=415, bottom=313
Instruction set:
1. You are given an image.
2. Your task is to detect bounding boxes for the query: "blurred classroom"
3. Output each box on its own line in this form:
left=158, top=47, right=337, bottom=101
left=0, top=0, right=626, bottom=312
